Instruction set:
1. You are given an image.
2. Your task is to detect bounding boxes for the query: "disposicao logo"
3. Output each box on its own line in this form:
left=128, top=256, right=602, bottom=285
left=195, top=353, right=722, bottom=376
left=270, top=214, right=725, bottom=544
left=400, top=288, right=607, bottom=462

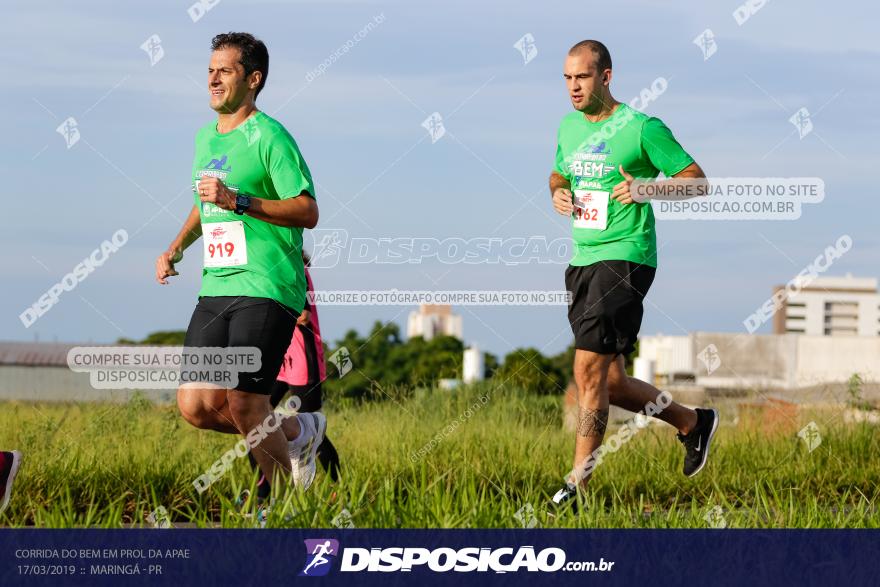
left=300, top=539, right=339, bottom=577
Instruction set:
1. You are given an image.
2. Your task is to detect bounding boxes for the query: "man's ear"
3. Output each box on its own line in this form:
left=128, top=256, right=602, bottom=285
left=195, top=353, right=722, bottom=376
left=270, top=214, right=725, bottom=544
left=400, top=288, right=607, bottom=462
left=249, top=70, right=263, bottom=91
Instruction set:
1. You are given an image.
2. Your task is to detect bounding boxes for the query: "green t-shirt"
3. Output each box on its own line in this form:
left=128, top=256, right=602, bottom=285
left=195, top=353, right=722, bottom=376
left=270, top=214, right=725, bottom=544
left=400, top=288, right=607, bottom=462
left=191, top=111, right=314, bottom=312
left=553, top=103, right=693, bottom=268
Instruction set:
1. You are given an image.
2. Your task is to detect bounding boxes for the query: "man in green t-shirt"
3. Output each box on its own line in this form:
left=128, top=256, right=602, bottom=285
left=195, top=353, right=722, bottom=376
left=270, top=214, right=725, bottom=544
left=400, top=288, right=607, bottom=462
left=154, top=33, right=325, bottom=499
left=548, top=40, right=718, bottom=509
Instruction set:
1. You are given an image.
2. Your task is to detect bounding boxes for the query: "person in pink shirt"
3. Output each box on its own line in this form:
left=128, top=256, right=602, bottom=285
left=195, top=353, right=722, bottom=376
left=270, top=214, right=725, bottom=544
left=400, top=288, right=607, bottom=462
left=246, top=252, right=340, bottom=503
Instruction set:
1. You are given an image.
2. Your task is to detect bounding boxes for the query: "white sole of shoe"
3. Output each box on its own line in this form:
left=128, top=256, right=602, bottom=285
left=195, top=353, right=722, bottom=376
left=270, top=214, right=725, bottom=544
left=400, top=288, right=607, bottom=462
left=300, top=413, right=327, bottom=490
left=687, top=409, right=719, bottom=478
left=0, top=450, right=22, bottom=515
left=303, top=412, right=327, bottom=489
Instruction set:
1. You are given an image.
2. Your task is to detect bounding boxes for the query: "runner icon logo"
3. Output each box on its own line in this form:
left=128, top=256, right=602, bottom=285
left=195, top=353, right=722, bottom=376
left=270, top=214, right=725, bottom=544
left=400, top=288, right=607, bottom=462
left=207, top=154, right=232, bottom=172
left=300, top=539, right=340, bottom=577
left=513, top=33, right=538, bottom=65
left=693, top=29, right=717, bottom=61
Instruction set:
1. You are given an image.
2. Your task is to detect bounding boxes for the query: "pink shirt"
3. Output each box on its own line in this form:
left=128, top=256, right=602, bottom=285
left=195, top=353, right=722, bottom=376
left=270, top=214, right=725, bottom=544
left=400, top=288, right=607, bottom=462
left=276, top=268, right=326, bottom=385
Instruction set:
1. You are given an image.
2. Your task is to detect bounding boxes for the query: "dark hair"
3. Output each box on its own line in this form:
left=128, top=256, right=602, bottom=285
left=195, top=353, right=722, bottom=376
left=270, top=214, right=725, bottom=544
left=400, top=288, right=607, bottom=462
left=568, top=40, right=612, bottom=73
left=211, top=32, right=269, bottom=98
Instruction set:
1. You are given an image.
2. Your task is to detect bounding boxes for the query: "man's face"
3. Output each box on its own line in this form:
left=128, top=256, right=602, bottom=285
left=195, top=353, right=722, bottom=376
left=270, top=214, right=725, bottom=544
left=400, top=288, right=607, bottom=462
left=207, top=47, right=258, bottom=113
left=563, top=52, right=610, bottom=112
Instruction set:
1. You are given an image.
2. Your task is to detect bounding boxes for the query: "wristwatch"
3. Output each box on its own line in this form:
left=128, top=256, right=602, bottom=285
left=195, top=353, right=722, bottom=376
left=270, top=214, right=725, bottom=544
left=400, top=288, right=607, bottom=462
left=234, top=193, right=251, bottom=215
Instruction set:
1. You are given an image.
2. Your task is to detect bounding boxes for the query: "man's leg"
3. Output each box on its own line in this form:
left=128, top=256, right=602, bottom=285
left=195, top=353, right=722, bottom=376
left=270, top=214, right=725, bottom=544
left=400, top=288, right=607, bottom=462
left=570, top=350, right=616, bottom=489
left=178, top=297, right=239, bottom=433
left=555, top=263, right=617, bottom=502
left=607, top=355, right=697, bottom=434
left=247, top=380, right=289, bottom=477
left=173, top=389, right=304, bottom=452
left=177, top=385, right=239, bottom=433
left=227, top=390, right=295, bottom=487
left=228, top=298, right=324, bottom=491
left=267, top=383, right=340, bottom=482
left=607, top=355, right=718, bottom=476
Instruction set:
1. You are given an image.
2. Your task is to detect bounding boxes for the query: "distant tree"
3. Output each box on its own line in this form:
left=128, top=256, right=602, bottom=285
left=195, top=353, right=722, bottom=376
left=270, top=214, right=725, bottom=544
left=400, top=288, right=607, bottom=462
left=141, top=331, right=187, bottom=345
left=324, top=322, right=409, bottom=400
left=323, top=324, right=467, bottom=400
left=550, top=343, right=575, bottom=384
left=410, top=335, right=464, bottom=384
left=494, top=347, right=566, bottom=395
left=626, top=340, right=640, bottom=376
left=116, top=330, right=187, bottom=345
left=483, top=351, right=499, bottom=379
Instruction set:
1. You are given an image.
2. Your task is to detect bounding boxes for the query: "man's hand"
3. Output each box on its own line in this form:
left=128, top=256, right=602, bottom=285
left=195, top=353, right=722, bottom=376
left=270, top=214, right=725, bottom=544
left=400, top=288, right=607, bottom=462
left=155, top=248, right=183, bottom=285
left=552, top=188, right=574, bottom=216
left=197, top=177, right=237, bottom=211
left=611, top=166, right=636, bottom=205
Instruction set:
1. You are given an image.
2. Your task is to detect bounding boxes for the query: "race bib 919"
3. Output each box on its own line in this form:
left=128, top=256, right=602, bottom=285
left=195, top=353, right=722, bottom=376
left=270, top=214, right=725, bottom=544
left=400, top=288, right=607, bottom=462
left=572, top=190, right=609, bottom=230
left=203, top=221, right=248, bottom=267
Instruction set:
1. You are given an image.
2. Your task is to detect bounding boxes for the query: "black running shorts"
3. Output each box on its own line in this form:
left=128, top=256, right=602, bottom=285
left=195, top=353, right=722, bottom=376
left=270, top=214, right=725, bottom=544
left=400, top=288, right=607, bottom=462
left=565, top=260, right=656, bottom=356
left=183, top=296, right=298, bottom=394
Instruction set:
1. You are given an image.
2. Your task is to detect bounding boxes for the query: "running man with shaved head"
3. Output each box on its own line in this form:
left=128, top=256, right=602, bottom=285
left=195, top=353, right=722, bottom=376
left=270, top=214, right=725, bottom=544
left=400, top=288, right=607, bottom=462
left=549, top=40, right=718, bottom=508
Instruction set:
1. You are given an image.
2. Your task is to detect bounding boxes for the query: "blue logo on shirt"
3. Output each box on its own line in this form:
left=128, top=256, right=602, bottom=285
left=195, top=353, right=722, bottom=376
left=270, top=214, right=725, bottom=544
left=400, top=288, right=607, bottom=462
left=207, top=154, right=231, bottom=171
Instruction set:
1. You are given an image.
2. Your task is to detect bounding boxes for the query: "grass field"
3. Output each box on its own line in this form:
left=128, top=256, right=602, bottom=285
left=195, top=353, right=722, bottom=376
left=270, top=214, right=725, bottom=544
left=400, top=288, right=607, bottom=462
left=1, top=384, right=878, bottom=528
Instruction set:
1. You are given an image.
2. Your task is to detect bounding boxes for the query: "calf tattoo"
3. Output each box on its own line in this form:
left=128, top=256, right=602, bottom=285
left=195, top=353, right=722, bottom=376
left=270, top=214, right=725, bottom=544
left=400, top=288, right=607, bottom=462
left=577, top=407, right=609, bottom=438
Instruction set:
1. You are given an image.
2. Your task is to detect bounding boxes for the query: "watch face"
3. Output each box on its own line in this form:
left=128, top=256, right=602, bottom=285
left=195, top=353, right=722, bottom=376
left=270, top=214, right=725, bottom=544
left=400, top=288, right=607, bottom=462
left=234, top=194, right=250, bottom=215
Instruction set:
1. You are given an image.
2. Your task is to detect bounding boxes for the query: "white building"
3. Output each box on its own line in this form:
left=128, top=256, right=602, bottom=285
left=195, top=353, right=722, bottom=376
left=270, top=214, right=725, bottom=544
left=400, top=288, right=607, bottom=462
left=775, top=275, right=880, bottom=337
left=463, top=346, right=484, bottom=383
left=0, top=342, right=174, bottom=403
left=638, top=332, right=880, bottom=390
left=406, top=304, right=463, bottom=341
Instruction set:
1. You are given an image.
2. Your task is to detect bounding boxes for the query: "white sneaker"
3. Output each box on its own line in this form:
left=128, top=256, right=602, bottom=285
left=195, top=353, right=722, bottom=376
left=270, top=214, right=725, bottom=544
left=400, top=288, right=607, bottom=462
left=288, top=413, right=327, bottom=490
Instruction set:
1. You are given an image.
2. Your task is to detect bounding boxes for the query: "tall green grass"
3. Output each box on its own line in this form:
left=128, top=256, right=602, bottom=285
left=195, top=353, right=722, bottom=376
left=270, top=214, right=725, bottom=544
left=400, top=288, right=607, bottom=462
left=1, top=385, right=877, bottom=528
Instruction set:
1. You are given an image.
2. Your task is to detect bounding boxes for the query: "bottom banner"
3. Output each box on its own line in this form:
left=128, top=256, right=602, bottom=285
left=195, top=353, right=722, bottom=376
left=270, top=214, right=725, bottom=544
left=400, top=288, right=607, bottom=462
left=1, top=529, right=877, bottom=586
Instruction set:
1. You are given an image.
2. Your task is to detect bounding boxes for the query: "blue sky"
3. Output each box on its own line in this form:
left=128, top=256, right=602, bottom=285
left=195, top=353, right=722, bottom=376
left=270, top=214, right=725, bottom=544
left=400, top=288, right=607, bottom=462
left=3, top=0, right=877, bottom=357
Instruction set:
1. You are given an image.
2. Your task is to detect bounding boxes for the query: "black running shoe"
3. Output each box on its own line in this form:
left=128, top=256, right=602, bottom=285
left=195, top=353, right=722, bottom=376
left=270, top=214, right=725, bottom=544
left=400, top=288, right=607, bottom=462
left=677, top=408, right=719, bottom=477
left=549, top=482, right=579, bottom=513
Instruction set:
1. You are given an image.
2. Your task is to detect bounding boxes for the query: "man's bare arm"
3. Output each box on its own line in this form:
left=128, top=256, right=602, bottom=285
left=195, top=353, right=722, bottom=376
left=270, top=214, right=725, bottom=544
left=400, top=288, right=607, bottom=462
left=550, top=171, right=571, bottom=194
left=672, top=162, right=706, bottom=180
left=613, top=161, right=709, bottom=205
left=639, top=161, right=709, bottom=201
left=170, top=205, right=203, bottom=254
left=246, top=192, right=319, bottom=229
left=156, top=205, right=201, bottom=285
left=549, top=171, right=574, bottom=216
left=197, top=176, right=318, bottom=229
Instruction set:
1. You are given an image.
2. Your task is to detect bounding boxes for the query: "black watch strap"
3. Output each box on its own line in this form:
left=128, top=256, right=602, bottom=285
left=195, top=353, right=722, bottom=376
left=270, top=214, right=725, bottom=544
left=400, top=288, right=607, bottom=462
left=234, top=193, right=251, bottom=215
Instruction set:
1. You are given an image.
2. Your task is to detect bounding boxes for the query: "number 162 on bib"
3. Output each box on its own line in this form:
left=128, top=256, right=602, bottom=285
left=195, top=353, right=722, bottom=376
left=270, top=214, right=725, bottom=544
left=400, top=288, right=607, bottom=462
left=572, top=190, right=609, bottom=230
